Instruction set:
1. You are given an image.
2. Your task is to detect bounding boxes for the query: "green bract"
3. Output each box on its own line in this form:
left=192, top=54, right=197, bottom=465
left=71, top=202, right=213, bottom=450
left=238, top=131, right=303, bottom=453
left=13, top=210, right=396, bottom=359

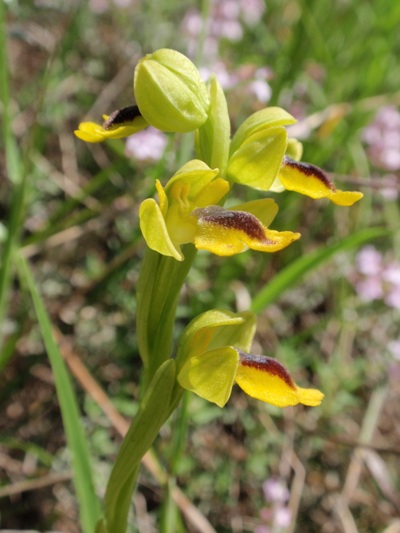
left=134, top=48, right=210, bottom=132
left=195, top=76, right=231, bottom=175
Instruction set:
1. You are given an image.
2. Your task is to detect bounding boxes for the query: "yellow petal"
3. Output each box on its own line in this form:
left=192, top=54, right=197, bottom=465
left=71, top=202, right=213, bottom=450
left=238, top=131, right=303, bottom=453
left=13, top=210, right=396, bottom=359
left=235, top=351, right=324, bottom=408
left=193, top=206, right=300, bottom=256
left=279, top=157, right=363, bottom=206
left=155, top=179, right=169, bottom=215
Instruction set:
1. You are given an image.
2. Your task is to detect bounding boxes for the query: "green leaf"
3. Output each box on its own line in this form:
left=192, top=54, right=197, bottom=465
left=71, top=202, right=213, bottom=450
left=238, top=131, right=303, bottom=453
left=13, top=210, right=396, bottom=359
left=17, top=256, right=101, bottom=533
left=136, top=245, right=197, bottom=384
left=251, top=227, right=390, bottom=313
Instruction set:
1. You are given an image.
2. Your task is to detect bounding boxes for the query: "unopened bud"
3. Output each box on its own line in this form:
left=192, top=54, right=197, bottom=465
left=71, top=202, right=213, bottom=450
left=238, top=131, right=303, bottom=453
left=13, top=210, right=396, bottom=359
left=134, top=49, right=210, bottom=133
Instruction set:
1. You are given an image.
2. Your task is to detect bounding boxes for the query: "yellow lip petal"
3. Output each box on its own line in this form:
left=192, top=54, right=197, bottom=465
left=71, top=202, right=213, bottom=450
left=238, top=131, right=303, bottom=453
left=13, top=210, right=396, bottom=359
left=193, top=206, right=300, bottom=256
left=74, top=114, right=148, bottom=143
left=74, top=122, right=107, bottom=143
left=279, top=157, right=363, bottom=205
left=235, top=352, right=324, bottom=408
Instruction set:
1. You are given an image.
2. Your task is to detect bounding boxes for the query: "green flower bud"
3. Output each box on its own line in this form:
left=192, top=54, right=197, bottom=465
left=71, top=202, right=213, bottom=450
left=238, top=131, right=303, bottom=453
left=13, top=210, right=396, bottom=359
left=134, top=48, right=210, bottom=133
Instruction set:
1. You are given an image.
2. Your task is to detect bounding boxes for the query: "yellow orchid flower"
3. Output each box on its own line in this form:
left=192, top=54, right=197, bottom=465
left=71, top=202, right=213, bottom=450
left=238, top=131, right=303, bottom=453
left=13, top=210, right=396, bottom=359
left=227, top=108, right=363, bottom=204
left=176, top=310, right=324, bottom=408
left=139, top=160, right=300, bottom=261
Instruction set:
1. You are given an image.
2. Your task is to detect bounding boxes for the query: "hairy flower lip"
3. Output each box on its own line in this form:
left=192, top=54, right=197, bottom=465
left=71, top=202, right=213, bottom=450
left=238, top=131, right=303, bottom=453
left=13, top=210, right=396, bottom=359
left=103, top=105, right=142, bottom=129
left=74, top=112, right=148, bottom=143
left=237, top=350, right=296, bottom=390
left=235, top=349, right=324, bottom=407
left=278, top=155, right=364, bottom=205
left=192, top=206, right=275, bottom=244
left=283, top=156, right=335, bottom=191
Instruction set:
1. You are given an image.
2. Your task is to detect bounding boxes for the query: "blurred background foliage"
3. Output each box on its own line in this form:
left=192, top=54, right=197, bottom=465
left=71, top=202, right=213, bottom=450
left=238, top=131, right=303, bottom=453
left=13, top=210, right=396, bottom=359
left=1, top=0, right=400, bottom=531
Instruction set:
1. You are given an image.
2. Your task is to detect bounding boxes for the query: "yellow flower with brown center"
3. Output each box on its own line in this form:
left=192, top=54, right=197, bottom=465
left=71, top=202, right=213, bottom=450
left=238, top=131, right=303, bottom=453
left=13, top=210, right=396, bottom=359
left=139, top=160, right=300, bottom=261
left=176, top=310, right=324, bottom=408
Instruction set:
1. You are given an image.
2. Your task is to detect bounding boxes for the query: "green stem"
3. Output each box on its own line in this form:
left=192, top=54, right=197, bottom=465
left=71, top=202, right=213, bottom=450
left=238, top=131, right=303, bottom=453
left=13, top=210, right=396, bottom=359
left=99, top=360, right=184, bottom=533
left=136, top=244, right=197, bottom=385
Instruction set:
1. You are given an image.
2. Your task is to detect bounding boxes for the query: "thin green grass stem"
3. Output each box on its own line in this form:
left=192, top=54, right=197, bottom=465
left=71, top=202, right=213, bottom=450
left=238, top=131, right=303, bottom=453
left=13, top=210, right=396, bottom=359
left=0, top=2, right=24, bottom=349
left=17, top=255, right=101, bottom=533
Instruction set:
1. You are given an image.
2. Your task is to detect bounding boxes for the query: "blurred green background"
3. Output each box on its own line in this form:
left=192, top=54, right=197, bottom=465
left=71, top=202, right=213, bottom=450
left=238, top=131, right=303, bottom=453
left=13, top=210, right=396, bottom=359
left=1, top=0, right=400, bottom=531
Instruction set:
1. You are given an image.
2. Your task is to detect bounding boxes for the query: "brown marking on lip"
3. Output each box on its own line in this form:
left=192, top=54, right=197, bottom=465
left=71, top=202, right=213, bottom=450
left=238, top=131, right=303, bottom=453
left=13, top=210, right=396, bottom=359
left=193, top=206, right=275, bottom=244
left=238, top=350, right=296, bottom=390
left=103, top=105, right=142, bottom=129
left=283, top=156, right=336, bottom=192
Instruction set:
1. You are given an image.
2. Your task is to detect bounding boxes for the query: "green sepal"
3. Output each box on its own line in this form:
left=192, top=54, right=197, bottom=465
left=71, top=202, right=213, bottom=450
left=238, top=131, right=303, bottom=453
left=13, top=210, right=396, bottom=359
left=227, top=127, right=288, bottom=191
left=165, top=159, right=220, bottom=196
left=176, top=309, right=256, bottom=369
left=177, top=346, right=239, bottom=407
left=230, top=107, right=296, bottom=155
left=195, top=76, right=231, bottom=176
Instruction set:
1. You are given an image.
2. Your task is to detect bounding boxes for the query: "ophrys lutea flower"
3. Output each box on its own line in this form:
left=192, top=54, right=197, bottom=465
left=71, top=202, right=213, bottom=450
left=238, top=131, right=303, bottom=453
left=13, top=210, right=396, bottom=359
left=139, top=160, right=300, bottom=261
left=227, top=107, right=363, bottom=206
left=176, top=310, right=324, bottom=408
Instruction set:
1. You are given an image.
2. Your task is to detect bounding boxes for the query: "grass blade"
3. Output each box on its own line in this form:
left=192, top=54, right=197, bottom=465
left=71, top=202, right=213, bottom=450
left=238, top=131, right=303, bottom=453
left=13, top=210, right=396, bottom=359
left=0, top=1, right=24, bottom=348
left=17, top=255, right=102, bottom=533
left=251, top=227, right=390, bottom=313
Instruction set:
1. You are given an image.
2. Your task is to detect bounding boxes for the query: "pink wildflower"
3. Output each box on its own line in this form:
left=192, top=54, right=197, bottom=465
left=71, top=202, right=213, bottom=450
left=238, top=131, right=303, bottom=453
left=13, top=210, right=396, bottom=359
left=125, top=127, right=167, bottom=163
